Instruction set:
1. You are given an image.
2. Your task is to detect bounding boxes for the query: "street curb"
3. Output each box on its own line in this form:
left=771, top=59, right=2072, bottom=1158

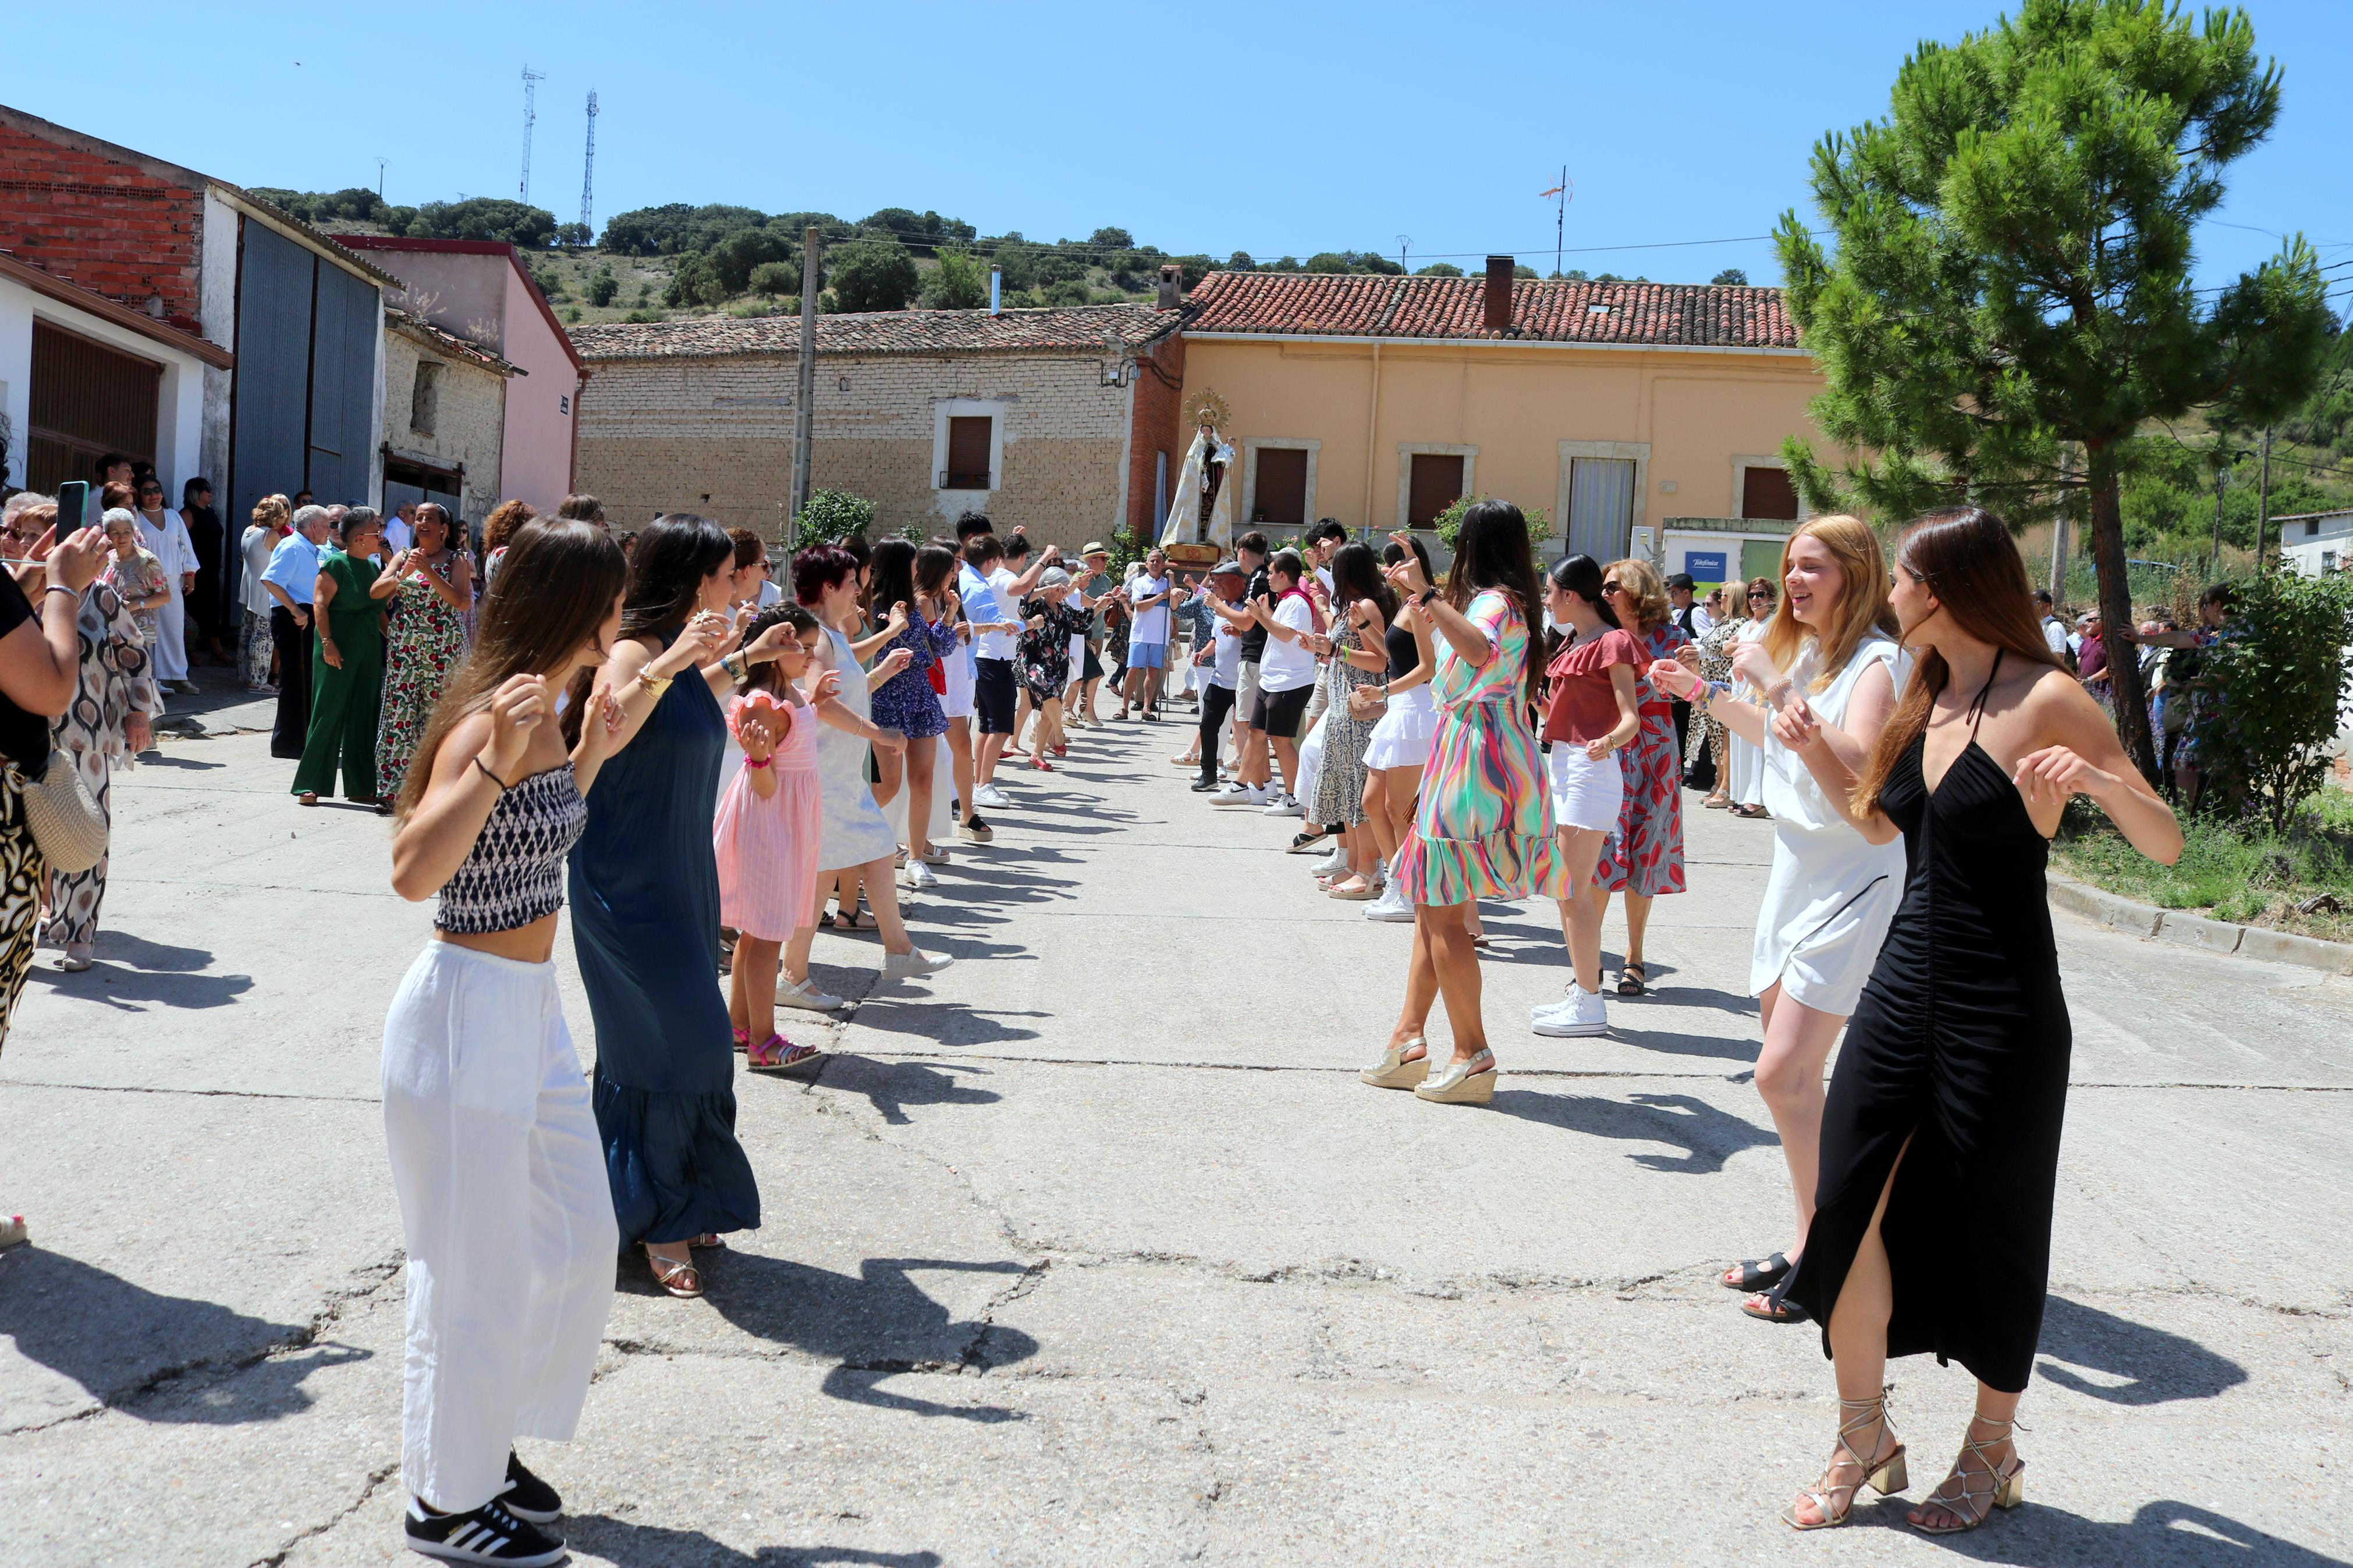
left=2048, top=874, right=2353, bottom=976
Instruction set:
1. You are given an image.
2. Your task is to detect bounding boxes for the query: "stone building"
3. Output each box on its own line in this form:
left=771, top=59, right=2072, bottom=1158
left=571, top=304, right=1184, bottom=546
left=380, top=309, right=518, bottom=528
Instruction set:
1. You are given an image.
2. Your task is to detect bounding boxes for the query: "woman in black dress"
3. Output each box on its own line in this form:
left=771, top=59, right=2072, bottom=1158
left=1769, top=507, right=2181, bottom=1534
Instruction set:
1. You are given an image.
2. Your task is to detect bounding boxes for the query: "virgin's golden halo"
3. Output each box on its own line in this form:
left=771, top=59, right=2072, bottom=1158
left=1183, top=387, right=1231, bottom=433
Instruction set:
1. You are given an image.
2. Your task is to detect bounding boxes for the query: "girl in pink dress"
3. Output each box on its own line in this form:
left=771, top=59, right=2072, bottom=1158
left=717, top=605, right=830, bottom=1070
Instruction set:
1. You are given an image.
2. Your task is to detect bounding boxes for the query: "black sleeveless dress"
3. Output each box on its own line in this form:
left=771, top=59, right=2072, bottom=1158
left=1781, top=666, right=2069, bottom=1393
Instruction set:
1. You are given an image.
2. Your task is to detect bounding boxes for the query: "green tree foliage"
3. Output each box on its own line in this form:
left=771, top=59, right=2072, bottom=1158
left=746, top=261, right=798, bottom=296
left=587, top=269, right=619, bottom=307
left=1414, top=262, right=1465, bottom=277
left=1039, top=279, right=1094, bottom=307
left=408, top=198, right=557, bottom=248
left=857, top=208, right=975, bottom=253
left=1710, top=268, right=1750, bottom=286
left=663, top=253, right=727, bottom=308
left=1773, top=0, right=2333, bottom=777
left=2191, top=569, right=2353, bottom=834
left=791, top=489, right=875, bottom=557
left=1088, top=227, right=1135, bottom=250
left=552, top=222, right=592, bottom=248
left=826, top=241, right=920, bottom=312
left=600, top=202, right=774, bottom=256
left=705, top=227, right=797, bottom=294
left=924, top=250, right=989, bottom=310
left=1301, top=251, right=1405, bottom=275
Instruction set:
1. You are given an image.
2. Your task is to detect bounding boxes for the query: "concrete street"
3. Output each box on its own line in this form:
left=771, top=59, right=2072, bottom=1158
left=1, top=696, right=2347, bottom=1567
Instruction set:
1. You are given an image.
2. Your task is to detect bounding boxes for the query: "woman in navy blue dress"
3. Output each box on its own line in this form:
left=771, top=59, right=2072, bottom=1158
left=566, top=514, right=798, bottom=1299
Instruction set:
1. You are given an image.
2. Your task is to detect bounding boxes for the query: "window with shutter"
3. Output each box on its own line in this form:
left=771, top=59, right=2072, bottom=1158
left=943, top=416, right=993, bottom=490
left=1741, top=465, right=1800, bottom=520
left=1254, top=448, right=1308, bottom=527
left=1407, top=453, right=1465, bottom=528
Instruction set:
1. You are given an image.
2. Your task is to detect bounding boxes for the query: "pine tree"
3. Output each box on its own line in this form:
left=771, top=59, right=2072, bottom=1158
left=1774, top=0, right=2331, bottom=777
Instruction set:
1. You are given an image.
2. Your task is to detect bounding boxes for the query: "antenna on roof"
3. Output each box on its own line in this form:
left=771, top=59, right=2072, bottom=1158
left=519, top=65, right=547, bottom=204
left=579, top=90, right=599, bottom=241
left=1539, top=167, right=1574, bottom=280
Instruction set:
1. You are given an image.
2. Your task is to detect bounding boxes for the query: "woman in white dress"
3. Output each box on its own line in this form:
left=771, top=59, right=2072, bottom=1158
left=791, top=543, right=953, bottom=989
left=1650, top=516, right=1906, bottom=1324
left=1724, top=577, right=1779, bottom=814
left=132, top=475, right=198, bottom=691
left=1356, top=536, right=1439, bottom=923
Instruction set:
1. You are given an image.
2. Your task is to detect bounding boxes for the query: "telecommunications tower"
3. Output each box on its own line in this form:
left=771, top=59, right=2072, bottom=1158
left=519, top=65, right=546, bottom=203
left=579, top=91, right=599, bottom=238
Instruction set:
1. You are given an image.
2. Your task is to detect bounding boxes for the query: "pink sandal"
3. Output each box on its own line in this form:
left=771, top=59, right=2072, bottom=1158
left=747, top=1033, right=823, bottom=1072
left=732, top=1026, right=750, bottom=1052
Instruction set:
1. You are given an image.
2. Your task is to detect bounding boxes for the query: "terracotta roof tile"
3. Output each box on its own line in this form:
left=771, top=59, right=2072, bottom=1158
left=571, top=303, right=1180, bottom=362
left=1181, top=271, right=1798, bottom=349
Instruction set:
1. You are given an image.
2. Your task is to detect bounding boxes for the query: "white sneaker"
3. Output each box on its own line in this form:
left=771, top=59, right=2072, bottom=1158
left=1314, top=842, right=1347, bottom=870
left=881, top=947, right=954, bottom=982
left=777, top=975, right=844, bottom=1011
left=1262, top=792, right=1305, bottom=818
left=974, top=783, right=1013, bottom=809
left=1532, top=986, right=1610, bottom=1037
left=904, top=859, right=938, bottom=889
left=1211, top=783, right=1258, bottom=806
left=1363, top=884, right=1415, bottom=922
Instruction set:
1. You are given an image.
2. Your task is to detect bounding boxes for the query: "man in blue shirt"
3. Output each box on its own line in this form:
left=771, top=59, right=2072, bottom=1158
left=262, top=505, right=332, bottom=758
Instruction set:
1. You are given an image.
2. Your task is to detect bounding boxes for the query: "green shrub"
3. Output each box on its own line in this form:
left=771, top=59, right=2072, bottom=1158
left=792, top=489, right=875, bottom=556
left=747, top=260, right=798, bottom=296
left=1430, top=493, right=1552, bottom=552
left=2191, top=569, right=2353, bottom=834
left=587, top=270, right=619, bottom=307
left=662, top=253, right=728, bottom=308
left=826, top=241, right=919, bottom=312
left=562, top=305, right=582, bottom=323
left=923, top=249, right=989, bottom=310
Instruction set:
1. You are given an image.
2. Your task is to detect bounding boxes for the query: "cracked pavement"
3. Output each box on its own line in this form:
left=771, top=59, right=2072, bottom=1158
left=1, top=724, right=2348, bottom=1567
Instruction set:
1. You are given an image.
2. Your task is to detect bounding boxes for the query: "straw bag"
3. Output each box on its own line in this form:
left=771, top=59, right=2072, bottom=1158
left=15, top=751, right=106, bottom=873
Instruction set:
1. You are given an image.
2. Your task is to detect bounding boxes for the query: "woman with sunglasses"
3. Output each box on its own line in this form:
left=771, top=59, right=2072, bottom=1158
left=1593, top=558, right=1690, bottom=997
left=1722, top=578, right=1780, bottom=817
left=130, top=477, right=200, bottom=695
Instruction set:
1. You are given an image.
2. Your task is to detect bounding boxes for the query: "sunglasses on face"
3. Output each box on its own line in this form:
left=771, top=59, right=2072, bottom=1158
left=1602, top=581, right=1623, bottom=594
left=1748, top=590, right=1771, bottom=602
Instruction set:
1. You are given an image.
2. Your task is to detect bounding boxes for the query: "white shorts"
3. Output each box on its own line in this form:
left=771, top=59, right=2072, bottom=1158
left=1363, top=684, right=1439, bottom=771
left=941, top=651, right=975, bottom=720
left=1547, top=742, right=1625, bottom=833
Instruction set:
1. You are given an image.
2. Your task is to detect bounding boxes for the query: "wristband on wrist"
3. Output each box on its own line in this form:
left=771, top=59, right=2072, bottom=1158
left=742, top=755, right=772, bottom=769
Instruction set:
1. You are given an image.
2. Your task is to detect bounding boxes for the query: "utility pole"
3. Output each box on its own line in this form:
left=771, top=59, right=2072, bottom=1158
left=2048, top=444, right=2073, bottom=598
left=1396, top=234, right=1411, bottom=275
left=2256, top=424, right=2274, bottom=566
left=519, top=65, right=545, bottom=203
left=375, top=157, right=388, bottom=198
left=792, top=227, right=822, bottom=522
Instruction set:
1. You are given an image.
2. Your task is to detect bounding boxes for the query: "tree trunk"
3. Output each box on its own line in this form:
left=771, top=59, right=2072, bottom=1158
left=2086, top=442, right=2160, bottom=781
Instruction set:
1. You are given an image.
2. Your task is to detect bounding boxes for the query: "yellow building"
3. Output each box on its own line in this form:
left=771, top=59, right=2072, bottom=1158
left=1179, top=260, right=1826, bottom=577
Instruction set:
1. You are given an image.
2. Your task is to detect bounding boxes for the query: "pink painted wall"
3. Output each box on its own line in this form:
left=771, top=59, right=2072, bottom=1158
left=495, top=265, right=580, bottom=514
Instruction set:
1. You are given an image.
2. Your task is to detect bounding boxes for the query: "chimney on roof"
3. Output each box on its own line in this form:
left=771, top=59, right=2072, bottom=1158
left=989, top=265, right=1001, bottom=316
left=1483, top=256, right=1514, bottom=333
left=1156, top=264, right=1183, bottom=311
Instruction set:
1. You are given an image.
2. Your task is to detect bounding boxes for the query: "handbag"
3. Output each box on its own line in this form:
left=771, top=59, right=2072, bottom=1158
left=15, top=750, right=107, bottom=873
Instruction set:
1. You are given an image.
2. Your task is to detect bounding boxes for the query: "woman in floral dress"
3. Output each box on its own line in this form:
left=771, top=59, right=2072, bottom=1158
left=374, top=503, right=474, bottom=799
left=1689, top=589, right=1743, bottom=810
left=1360, top=504, right=1565, bottom=1106
left=1596, top=557, right=1690, bottom=995
left=1305, top=543, right=1393, bottom=898
left=1016, top=570, right=1092, bottom=771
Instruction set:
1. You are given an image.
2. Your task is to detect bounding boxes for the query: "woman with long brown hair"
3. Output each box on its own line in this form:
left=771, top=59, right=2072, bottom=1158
left=1651, top=517, right=1907, bottom=1326
left=1763, top=507, right=2179, bottom=1535
left=1592, top=556, right=1690, bottom=995
left=1360, top=502, right=1564, bottom=1105
left=381, top=518, right=646, bottom=1564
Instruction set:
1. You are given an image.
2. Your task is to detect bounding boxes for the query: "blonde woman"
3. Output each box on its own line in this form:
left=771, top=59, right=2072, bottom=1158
left=240, top=495, right=290, bottom=691
left=1593, top=557, right=1690, bottom=995
left=1648, top=516, right=1906, bottom=1325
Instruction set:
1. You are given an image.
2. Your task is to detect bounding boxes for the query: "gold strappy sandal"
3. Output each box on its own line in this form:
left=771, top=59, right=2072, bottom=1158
left=1783, top=1395, right=1908, bottom=1530
left=645, top=1247, right=702, bottom=1299
left=1910, top=1416, right=2025, bottom=1534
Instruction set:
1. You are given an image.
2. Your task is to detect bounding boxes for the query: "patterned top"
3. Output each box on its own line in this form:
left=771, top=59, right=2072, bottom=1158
left=102, top=547, right=168, bottom=649
left=436, top=762, right=589, bottom=934
left=1433, top=588, right=1532, bottom=707
left=56, top=578, right=161, bottom=762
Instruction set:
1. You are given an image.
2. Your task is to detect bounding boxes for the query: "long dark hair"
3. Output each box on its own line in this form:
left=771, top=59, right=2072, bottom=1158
left=740, top=602, right=820, bottom=696
left=396, top=520, right=626, bottom=820
left=915, top=543, right=959, bottom=604
left=1852, top=506, right=2066, bottom=814
left=1542, top=552, right=1620, bottom=664
left=869, top=538, right=917, bottom=621
left=1328, top=541, right=1395, bottom=625
left=1446, top=500, right=1545, bottom=702
left=619, top=514, right=733, bottom=643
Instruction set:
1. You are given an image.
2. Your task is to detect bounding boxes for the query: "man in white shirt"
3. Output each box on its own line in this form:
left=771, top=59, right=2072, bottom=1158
left=1121, top=546, right=1174, bottom=721
left=1187, top=560, right=1248, bottom=791
left=961, top=529, right=1049, bottom=813
left=1241, top=549, right=1319, bottom=815
left=384, top=502, right=416, bottom=555
left=2033, top=589, right=2076, bottom=670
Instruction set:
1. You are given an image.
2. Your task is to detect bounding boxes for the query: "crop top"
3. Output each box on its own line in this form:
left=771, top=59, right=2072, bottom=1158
left=434, top=763, right=588, bottom=934
left=1383, top=621, right=1417, bottom=680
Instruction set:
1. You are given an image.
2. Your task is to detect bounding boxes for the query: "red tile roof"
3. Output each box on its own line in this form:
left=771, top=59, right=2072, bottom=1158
left=1181, top=271, right=1799, bottom=349
left=572, top=303, right=1181, bottom=362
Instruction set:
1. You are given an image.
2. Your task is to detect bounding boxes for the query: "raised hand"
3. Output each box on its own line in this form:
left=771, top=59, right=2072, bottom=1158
left=2013, top=744, right=2112, bottom=809
left=1386, top=532, right=1430, bottom=593
left=483, top=674, right=549, bottom=777
left=1645, top=658, right=1702, bottom=701
left=886, top=600, right=910, bottom=635
left=809, top=668, right=844, bottom=705
left=47, top=525, right=107, bottom=592
left=736, top=714, right=776, bottom=762
left=1731, top=642, right=1787, bottom=697
left=876, top=648, right=914, bottom=681
left=1769, top=700, right=1820, bottom=753
left=743, top=619, right=797, bottom=662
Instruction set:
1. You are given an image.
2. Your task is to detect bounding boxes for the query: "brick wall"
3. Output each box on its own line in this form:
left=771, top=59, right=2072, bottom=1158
left=383, top=332, right=508, bottom=524
left=576, top=349, right=1136, bottom=549
left=1127, top=333, right=1186, bottom=539
left=0, top=123, right=203, bottom=327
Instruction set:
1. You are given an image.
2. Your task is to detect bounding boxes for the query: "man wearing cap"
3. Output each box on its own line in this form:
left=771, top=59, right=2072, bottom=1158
left=1188, top=560, right=1248, bottom=791
left=2074, top=608, right=2110, bottom=708
left=1120, top=547, right=1174, bottom=721
left=1665, top=572, right=1709, bottom=776
left=1071, top=542, right=1115, bottom=725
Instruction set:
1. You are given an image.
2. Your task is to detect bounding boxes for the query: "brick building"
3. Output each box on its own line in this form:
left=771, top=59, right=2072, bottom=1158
left=381, top=310, right=518, bottom=527
left=572, top=304, right=1183, bottom=546
left=0, top=103, right=396, bottom=531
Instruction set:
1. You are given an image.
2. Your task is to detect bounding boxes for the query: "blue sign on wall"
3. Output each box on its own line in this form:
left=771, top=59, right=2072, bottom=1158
left=1684, top=550, right=1729, bottom=582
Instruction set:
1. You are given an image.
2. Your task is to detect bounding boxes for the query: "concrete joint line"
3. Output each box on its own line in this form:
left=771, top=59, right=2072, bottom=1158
left=0, top=1076, right=382, bottom=1105
left=247, top=1461, right=400, bottom=1568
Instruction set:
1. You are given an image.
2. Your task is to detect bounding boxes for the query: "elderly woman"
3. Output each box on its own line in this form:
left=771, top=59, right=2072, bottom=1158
left=99, top=509, right=170, bottom=652
left=239, top=495, right=290, bottom=691
left=293, top=507, right=399, bottom=808
left=20, top=505, right=161, bottom=972
left=1016, top=567, right=1091, bottom=770
left=374, top=502, right=474, bottom=799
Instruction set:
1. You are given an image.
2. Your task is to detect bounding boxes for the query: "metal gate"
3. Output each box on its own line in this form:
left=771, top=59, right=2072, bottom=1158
left=26, top=322, right=160, bottom=495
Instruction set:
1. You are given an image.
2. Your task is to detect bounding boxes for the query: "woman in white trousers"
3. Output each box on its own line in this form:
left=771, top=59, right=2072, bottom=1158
left=384, top=518, right=696, bottom=1565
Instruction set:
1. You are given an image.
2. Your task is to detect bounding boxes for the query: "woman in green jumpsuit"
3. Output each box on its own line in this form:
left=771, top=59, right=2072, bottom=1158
left=294, top=508, right=398, bottom=806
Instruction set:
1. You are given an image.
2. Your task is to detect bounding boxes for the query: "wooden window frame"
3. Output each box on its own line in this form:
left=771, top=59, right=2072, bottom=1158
left=932, top=397, right=1009, bottom=495
left=1394, top=442, right=1477, bottom=531
left=1553, top=439, right=1652, bottom=563
left=1731, top=454, right=1807, bottom=522
left=1242, top=437, right=1319, bottom=529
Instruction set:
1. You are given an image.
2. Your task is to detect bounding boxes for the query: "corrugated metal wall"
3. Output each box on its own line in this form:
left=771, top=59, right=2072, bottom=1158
left=307, top=263, right=377, bottom=503
left=229, top=223, right=316, bottom=527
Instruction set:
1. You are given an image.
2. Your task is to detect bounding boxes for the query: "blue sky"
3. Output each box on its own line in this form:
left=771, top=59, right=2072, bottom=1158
left=18, top=1, right=2352, bottom=290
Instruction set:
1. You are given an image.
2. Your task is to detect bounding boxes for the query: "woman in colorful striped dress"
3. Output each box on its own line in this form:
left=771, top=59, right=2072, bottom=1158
left=1596, top=557, right=1691, bottom=996
left=1360, top=503, right=1565, bottom=1107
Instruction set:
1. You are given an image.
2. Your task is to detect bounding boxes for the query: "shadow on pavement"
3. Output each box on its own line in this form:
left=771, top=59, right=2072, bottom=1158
left=2035, top=1295, right=2250, bottom=1406
left=811, top=1055, right=1005, bottom=1123
left=563, top=1520, right=943, bottom=1567
left=0, top=1248, right=364, bottom=1423
left=691, top=1253, right=1036, bottom=1424
left=1489, top=1089, right=1776, bottom=1174
left=24, top=956, right=253, bottom=1011
left=90, top=929, right=215, bottom=971
left=1913, top=1499, right=2347, bottom=1566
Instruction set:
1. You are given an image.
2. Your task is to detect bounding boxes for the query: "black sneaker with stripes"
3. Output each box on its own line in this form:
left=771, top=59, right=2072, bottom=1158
left=404, top=1494, right=563, bottom=1565
left=497, top=1451, right=562, bottom=1524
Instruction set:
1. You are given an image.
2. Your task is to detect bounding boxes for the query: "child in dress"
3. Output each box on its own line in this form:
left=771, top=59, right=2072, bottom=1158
left=716, top=604, right=831, bottom=1070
